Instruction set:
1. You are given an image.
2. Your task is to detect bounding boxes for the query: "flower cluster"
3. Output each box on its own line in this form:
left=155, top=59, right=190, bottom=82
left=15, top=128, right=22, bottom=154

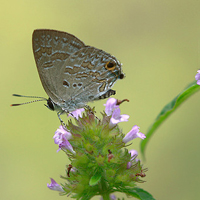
left=47, top=98, right=146, bottom=199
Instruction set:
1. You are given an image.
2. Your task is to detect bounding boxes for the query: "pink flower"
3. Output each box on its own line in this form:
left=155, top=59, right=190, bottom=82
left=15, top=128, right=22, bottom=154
left=53, top=126, right=75, bottom=154
left=123, top=125, right=146, bottom=143
left=58, top=137, right=76, bottom=154
left=53, top=126, right=72, bottom=145
left=47, top=178, right=64, bottom=192
left=109, top=108, right=129, bottom=128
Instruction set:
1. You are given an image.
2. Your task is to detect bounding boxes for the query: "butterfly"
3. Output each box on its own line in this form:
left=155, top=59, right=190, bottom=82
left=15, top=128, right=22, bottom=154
left=12, top=29, right=124, bottom=121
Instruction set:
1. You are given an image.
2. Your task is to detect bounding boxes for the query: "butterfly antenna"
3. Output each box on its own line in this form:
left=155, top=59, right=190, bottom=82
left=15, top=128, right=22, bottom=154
left=11, top=94, right=47, bottom=107
left=12, top=94, right=47, bottom=99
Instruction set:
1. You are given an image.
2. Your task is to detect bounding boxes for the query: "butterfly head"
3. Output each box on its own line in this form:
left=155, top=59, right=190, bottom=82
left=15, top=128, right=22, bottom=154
left=45, top=97, right=64, bottom=113
left=45, top=98, right=56, bottom=111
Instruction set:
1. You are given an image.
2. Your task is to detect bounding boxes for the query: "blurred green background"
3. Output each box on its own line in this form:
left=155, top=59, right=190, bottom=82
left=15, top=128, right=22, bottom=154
left=1, top=0, right=200, bottom=199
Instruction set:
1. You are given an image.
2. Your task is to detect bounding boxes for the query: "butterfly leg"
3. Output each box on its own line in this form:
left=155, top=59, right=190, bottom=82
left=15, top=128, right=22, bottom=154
left=84, top=105, right=100, bottom=121
left=57, top=111, right=66, bottom=127
left=96, top=89, right=116, bottom=100
left=68, top=112, right=75, bottom=118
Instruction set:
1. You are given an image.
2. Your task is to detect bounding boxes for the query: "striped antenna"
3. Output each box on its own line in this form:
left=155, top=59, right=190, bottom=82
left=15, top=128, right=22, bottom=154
left=11, top=94, right=47, bottom=107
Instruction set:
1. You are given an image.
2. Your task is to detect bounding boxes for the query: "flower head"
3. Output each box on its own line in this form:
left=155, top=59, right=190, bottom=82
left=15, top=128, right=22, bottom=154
left=47, top=178, right=64, bottom=192
left=123, top=125, right=146, bottom=143
left=49, top=102, right=146, bottom=198
left=109, top=108, right=129, bottom=128
left=104, top=98, right=119, bottom=116
left=68, top=108, right=85, bottom=119
left=195, top=70, right=200, bottom=85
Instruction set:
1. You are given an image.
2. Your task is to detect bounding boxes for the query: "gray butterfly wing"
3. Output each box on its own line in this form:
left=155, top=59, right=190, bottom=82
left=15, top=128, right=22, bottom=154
left=55, top=46, right=122, bottom=109
left=32, top=29, right=85, bottom=103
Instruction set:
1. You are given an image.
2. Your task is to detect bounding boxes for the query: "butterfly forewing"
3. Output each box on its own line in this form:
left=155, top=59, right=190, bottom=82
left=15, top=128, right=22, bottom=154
left=32, top=29, right=85, bottom=103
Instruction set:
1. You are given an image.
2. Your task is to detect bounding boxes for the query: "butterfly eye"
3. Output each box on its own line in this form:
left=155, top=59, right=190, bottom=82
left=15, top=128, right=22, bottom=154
left=105, top=61, right=116, bottom=71
left=46, top=98, right=55, bottom=111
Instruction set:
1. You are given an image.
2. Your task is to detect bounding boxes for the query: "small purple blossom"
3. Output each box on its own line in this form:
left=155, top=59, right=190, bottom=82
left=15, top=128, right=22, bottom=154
left=126, top=162, right=132, bottom=169
left=123, top=125, right=146, bottom=143
left=58, top=137, right=76, bottom=154
left=110, top=194, right=116, bottom=200
left=47, top=178, right=64, bottom=192
left=109, top=108, right=129, bottom=128
left=195, top=70, right=200, bottom=85
left=129, top=149, right=138, bottom=160
left=53, top=126, right=72, bottom=145
left=104, top=98, right=119, bottom=116
left=68, top=108, right=85, bottom=119
left=127, top=149, right=138, bottom=169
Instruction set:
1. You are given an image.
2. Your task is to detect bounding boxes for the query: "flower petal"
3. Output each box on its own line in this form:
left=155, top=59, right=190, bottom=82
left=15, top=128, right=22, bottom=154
left=129, top=149, right=138, bottom=160
left=104, top=98, right=119, bottom=116
left=68, top=108, right=85, bottom=119
left=109, top=108, right=129, bottom=128
left=59, top=137, right=76, bottom=154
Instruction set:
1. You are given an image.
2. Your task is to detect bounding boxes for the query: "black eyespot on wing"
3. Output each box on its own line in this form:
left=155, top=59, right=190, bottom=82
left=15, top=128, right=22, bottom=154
left=73, top=83, right=77, bottom=88
left=105, top=61, right=116, bottom=70
left=107, top=62, right=114, bottom=68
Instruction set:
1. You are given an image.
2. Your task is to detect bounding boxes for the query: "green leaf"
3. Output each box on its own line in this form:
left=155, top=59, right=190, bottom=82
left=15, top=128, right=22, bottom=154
left=117, top=187, right=155, bottom=200
left=140, top=81, right=200, bottom=159
left=89, top=171, right=102, bottom=186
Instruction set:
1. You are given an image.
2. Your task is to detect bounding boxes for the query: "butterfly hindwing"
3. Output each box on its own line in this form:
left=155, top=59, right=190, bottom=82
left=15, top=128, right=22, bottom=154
left=57, top=46, right=121, bottom=104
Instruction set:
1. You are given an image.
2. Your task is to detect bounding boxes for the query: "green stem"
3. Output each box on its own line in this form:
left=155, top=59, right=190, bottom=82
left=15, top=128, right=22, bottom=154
left=100, top=175, right=110, bottom=200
